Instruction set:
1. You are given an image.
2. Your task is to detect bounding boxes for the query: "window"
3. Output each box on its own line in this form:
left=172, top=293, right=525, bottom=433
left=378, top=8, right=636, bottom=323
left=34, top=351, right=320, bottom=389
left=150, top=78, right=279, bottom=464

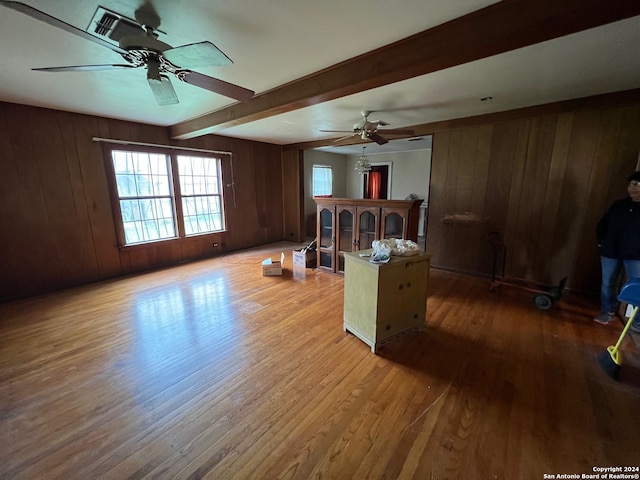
left=177, top=155, right=224, bottom=235
left=106, top=146, right=226, bottom=246
left=312, top=165, right=332, bottom=197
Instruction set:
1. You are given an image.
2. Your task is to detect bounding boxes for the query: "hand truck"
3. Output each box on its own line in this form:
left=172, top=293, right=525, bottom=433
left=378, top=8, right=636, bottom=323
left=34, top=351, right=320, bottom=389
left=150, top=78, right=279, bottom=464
left=488, top=231, right=567, bottom=310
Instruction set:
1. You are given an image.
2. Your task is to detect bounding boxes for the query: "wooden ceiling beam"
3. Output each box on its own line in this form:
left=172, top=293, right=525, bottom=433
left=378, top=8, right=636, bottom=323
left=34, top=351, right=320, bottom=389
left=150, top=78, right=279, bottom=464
left=170, top=0, right=640, bottom=140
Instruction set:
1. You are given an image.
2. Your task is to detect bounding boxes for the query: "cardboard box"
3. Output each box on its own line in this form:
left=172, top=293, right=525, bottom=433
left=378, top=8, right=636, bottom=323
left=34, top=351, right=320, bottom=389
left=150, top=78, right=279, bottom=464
left=262, top=252, right=285, bottom=276
left=293, top=249, right=317, bottom=268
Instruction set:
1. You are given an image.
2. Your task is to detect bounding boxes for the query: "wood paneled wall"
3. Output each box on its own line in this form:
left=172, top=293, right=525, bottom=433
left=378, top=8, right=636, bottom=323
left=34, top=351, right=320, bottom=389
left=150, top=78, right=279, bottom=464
left=426, top=101, right=640, bottom=294
left=281, top=148, right=304, bottom=243
left=3, top=95, right=639, bottom=301
left=0, top=102, right=285, bottom=302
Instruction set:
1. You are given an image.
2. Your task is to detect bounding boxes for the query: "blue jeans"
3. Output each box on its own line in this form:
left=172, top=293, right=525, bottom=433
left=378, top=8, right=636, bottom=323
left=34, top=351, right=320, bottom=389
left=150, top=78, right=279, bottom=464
left=600, top=256, right=640, bottom=314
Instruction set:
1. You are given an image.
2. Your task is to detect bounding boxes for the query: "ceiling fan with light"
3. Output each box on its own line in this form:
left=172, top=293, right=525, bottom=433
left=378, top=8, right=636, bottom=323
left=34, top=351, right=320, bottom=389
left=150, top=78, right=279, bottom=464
left=0, top=1, right=255, bottom=105
left=320, top=110, right=415, bottom=145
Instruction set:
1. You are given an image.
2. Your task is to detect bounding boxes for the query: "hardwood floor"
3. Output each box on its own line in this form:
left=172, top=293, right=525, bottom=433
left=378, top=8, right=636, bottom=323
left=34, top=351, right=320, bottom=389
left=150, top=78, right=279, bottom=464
left=1, top=242, right=639, bottom=480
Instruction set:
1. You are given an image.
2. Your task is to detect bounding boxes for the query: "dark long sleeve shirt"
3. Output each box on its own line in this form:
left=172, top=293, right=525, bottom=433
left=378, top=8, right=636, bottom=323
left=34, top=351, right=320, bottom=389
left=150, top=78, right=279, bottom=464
left=596, top=196, right=640, bottom=259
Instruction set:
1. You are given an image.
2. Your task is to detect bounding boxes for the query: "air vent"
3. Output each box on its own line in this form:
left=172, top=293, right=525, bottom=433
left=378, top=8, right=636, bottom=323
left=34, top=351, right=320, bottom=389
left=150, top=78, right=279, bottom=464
left=94, top=11, right=118, bottom=36
left=87, top=7, right=143, bottom=45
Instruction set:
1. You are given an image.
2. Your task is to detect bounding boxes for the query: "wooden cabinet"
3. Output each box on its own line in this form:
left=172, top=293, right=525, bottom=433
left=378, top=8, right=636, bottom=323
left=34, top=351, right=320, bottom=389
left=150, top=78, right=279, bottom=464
left=343, top=249, right=431, bottom=353
left=314, top=198, right=422, bottom=274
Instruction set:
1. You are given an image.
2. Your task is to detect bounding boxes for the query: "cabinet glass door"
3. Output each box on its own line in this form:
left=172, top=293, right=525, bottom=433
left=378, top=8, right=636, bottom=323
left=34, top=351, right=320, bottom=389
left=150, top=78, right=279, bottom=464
left=337, top=207, right=355, bottom=273
left=319, top=208, right=334, bottom=248
left=338, top=209, right=354, bottom=251
left=318, top=207, right=334, bottom=269
left=358, top=209, right=378, bottom=250
left=383, top=212, right=405, bottom=239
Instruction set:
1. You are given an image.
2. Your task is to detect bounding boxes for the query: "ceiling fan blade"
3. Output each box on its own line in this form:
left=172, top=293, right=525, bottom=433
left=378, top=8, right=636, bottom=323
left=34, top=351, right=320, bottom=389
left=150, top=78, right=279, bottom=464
left=379, top=128, right=416, bottom=136
left=0, top=1, right=129, bottom=55
left=367, top=132, right=389, bottom=145
left=163, top=41, right=233, bottom=68
left=320, top=130, right=357, bottom=134
left=33, top=64, right=136, bottom=72
left=333, top=133, right=358, bottom=143
left=177, top=70, right=254, bottom=102
left=134, top=2, right=161, bottom=31
left=148, top=75, right=179, bottom=106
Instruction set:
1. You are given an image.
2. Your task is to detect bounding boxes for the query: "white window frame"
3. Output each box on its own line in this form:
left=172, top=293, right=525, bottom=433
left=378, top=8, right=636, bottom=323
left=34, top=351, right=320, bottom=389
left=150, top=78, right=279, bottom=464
left=312, top=164, right=333, bottom=197
left=103, top=144, right=227, bottom=247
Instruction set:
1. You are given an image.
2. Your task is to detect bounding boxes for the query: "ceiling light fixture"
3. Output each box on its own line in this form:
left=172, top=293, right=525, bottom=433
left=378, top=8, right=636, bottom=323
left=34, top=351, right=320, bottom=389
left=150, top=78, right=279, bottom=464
left=355, top=146, right=372, bottom=174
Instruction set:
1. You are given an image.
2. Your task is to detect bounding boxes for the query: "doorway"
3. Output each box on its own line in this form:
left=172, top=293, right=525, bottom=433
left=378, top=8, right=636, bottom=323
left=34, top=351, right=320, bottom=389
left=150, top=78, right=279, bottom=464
left=363, top=163, right=391, bottom=199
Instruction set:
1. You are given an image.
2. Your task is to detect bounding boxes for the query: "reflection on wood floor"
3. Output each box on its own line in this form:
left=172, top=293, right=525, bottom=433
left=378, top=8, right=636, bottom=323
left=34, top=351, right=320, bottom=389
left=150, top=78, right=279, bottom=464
left=1, top=241, right=639, bottom=479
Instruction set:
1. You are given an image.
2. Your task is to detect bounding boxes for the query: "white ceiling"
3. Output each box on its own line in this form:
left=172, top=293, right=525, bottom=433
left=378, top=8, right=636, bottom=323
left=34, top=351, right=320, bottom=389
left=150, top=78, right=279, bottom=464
left=1, top=1, right=639, bottom=155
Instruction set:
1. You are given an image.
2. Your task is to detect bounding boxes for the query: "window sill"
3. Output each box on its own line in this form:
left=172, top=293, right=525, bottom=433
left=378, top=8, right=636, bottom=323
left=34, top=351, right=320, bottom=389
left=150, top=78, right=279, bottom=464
left=118, top=231, right=228, bottom=251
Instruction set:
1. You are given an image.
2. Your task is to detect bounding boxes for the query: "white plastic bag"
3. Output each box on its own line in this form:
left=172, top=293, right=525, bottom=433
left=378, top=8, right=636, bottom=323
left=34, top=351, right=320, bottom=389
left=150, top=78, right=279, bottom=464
left=372, top=238, right=420, bottom=257
left=370, top=241, right=391, bottom=263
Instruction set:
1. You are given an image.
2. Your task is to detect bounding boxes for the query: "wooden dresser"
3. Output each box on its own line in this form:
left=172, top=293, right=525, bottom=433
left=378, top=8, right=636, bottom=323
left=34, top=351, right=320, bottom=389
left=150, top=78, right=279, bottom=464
left=343, top=249, right=431, bottom=353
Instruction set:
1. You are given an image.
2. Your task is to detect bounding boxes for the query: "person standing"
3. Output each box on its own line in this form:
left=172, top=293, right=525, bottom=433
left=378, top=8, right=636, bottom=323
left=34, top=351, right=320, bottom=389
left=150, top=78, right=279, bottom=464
left=594, top=172, right=640, bottom=333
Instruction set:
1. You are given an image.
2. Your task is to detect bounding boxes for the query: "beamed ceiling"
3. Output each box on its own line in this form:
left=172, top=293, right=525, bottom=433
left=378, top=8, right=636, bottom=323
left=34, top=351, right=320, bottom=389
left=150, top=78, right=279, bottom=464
left=0, top=0, right=639, bottom=155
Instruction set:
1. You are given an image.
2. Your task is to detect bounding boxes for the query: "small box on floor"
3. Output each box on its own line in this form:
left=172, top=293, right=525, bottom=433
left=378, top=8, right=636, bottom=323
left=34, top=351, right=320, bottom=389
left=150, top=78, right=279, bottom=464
left=293, top=249, right=317, bottom=268
left=262, top=252, right=285, bottom=276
